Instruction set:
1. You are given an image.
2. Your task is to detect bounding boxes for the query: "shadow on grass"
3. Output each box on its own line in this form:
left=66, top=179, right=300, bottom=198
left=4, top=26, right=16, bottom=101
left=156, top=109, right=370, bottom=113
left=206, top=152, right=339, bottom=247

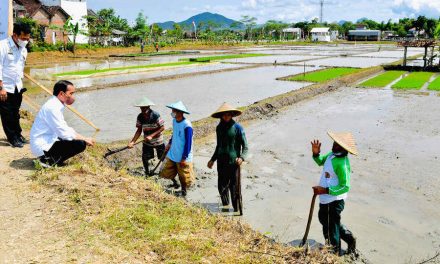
left=10, top=157, right=35, bottom=171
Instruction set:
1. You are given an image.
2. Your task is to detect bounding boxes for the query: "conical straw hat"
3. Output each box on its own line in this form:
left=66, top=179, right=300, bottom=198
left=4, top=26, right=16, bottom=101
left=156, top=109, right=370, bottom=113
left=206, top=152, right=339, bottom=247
left=211, top=102, right=242, bottom=118
left=327, top=131, right=358, bottom=155
left=166, top=101, right=190, bottom=114
left=134, top=97, right=155, bottom=107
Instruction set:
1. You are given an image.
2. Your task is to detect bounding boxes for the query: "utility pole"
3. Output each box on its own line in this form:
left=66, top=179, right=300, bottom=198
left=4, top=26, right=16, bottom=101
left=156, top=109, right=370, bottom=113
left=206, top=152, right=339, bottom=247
left=320, top=0, right=324, bottom=23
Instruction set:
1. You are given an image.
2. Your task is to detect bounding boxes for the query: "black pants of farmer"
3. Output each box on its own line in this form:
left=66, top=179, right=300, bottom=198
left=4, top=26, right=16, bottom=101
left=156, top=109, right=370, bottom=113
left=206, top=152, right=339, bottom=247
left=217, top=158, right=238, bottom=210
left=142, top=143, right=165, bottom=175
left=0, top=88, right=23, bottom=142
left=43, top=139, right=86, bottom=166
left=318, top=199, right=355, bottom=254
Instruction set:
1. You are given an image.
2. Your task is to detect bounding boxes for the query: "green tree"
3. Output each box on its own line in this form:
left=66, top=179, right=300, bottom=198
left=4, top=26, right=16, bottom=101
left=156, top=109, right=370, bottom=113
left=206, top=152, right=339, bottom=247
left=132, top=12, right=149, bottom=41
left=240, top=15, right=257, bottom=40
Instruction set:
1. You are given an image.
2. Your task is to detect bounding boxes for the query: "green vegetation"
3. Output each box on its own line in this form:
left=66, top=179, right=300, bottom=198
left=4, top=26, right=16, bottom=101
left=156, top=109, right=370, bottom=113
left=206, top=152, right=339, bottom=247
left=54, top=61, right=197, bottom=76
left=112, top=51, right=186, bottom=57
left=182, top=53, right=266, bottom=62
left=392, top=72, right=434, bottom=90
left=359, top=71, right=406, bottom=87
left=428, top=75, right=440, bottom=91
left=288, top=67, right=361, bottom=83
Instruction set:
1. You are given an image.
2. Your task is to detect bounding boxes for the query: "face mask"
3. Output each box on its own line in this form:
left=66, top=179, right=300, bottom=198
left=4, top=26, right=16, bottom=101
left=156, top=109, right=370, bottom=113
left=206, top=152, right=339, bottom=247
left=17, top=39, right=28, bottom=48
left=170, top=112, right=176, bottom=118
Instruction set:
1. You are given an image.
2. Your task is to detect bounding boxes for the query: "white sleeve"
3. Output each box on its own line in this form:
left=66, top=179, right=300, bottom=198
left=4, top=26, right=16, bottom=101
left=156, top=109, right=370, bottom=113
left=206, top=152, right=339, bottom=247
left=45, top=108, right=76, bottom=140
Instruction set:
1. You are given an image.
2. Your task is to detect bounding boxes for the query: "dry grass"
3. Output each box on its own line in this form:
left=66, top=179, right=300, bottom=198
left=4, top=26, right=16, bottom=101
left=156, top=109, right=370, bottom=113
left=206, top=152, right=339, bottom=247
left=29, top=142, right=340, bottom=263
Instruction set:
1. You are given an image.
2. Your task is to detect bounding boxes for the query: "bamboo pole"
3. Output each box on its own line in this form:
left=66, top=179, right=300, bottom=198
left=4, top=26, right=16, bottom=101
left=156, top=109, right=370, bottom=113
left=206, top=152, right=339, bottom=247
left=24, top=73, right=100, bottom=131
left=8, top=0, right=13, bottom=36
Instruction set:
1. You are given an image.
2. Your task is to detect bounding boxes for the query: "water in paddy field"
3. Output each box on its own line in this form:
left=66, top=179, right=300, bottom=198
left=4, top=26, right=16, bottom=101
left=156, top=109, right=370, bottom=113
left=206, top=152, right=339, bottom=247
left=64, top=65, right=316, bottom=142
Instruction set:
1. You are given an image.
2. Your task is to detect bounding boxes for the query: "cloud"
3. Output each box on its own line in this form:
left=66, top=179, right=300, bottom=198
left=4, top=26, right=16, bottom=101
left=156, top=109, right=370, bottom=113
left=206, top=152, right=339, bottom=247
left=392, top=0, right=440, bottom=17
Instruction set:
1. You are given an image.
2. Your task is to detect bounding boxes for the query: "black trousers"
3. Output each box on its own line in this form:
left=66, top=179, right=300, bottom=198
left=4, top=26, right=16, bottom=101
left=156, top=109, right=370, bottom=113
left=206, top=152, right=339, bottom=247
left=43, top=139, right=86, bottom=166
left=318, top=199, right=355, bottom=253
left=0, top=88, right=23, bottom=141
left=217, top=159, right=238, bottom=209
left=142, top=143, right=165, bottom=174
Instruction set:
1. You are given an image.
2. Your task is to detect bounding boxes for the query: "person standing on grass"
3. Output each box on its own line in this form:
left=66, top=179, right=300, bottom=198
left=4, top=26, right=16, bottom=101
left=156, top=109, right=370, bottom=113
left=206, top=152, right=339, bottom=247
left=207, top=103, right=248, bottom=212
left=0, top=22, right=31, bottom=148
left=128, top=97, right=165, bottom=176
left=311, top=132, right=357, bottom=256
left=159, top=101, right=194, bottom=197
left=30, top=80, right=95, bottom=167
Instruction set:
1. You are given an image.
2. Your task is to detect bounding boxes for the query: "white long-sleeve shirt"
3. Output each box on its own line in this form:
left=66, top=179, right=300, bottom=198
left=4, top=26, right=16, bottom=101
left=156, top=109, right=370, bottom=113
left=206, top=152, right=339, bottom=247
left=30, top=96, right=77, bottom=157
left=0, top=37, right=27, bottom=93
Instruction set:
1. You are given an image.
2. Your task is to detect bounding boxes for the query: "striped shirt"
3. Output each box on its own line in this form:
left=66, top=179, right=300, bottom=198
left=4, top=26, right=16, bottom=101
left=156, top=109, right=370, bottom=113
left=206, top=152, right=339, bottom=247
left=136, top=110, right=164, bottom=147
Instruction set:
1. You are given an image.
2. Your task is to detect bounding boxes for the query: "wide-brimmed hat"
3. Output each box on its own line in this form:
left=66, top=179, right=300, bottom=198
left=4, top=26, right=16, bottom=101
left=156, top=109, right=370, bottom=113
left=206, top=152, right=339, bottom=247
left=134, top=97, right=155, bottom=107
left=327, top=131, right=358, bottom=155
left=211, top=102, right=242, bottom=118
left=166, top=101, right=190, bottom=114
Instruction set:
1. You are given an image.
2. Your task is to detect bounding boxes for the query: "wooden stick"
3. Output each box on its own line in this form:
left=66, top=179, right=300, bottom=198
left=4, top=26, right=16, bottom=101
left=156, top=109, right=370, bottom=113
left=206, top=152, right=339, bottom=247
left=8, top=0, right=13, bottom=36
left=103, top=140, right=143, bottom=158
left=24, top=73, right=100, bottom=131
left=300, top=193, right=317, bottom=247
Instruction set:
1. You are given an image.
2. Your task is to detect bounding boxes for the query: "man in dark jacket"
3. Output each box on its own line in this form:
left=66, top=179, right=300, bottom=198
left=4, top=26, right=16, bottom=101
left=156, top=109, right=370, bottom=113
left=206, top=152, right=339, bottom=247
left=207, top=103, right=248, bottom=213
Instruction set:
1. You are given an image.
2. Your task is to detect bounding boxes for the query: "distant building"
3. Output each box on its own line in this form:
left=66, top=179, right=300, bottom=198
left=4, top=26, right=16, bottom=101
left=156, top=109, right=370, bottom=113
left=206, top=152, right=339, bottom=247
left=311, top=27, right=331, bottom=42
left=13, top=0, right=70, bottom=44
left=348, top=29, right=381, bottom=41
left=282, top=28, right=301, bottom=40
left=40, top=0, right=89, bottom=44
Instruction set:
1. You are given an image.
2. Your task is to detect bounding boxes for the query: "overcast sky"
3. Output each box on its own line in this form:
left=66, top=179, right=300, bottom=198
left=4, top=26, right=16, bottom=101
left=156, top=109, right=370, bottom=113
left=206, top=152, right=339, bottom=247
left=87, top=0, right=440, bottom=24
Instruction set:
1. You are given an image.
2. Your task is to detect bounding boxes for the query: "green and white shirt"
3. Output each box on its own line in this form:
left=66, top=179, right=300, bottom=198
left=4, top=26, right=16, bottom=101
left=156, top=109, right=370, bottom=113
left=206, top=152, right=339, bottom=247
left=313, top=152, right=351, bottom=204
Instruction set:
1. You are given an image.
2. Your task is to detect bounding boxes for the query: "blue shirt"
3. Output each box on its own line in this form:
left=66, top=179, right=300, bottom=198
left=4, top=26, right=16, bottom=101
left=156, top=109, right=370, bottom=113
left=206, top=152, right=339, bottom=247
left=167, top=118, right=193, bottom=162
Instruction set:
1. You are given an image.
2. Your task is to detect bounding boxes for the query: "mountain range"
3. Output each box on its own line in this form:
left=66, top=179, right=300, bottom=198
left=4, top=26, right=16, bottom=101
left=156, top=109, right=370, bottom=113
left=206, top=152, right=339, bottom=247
left=156, top=12, right=243, bottom=30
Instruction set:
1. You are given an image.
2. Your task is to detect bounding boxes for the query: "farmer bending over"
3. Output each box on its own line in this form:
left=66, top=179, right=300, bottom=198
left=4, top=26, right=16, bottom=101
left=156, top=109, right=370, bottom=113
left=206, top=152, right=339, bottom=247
left=311, top=132, right=357, bottom=256
left=30, top=80, right=95, bottom=167
left=128, top=97, right=165, bottom=176
left=207, top=103, right=248, bottom=212
left=160, top=101, right=195, bottom=196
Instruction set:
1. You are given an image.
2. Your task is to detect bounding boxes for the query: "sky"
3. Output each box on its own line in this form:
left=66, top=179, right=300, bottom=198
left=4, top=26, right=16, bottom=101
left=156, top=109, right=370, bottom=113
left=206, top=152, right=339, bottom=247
left=87, top=0, right=440, bottom=24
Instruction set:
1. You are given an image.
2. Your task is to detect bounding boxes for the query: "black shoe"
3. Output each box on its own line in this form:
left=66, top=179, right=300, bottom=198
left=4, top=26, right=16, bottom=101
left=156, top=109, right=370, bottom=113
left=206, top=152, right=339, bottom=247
left=181, top=188, right=187, bottom=197
left=167, top=179, right=180, bottom=189
left=18, top=135, right=28, bottom=144
left=9, top=138, right=23, bottom=148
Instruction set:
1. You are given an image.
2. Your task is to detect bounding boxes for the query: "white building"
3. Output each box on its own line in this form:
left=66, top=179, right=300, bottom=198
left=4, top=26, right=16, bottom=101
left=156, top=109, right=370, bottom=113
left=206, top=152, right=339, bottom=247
left=40, top=0, right=89, bottom=44
left=311, top=27, right=331, bottom=42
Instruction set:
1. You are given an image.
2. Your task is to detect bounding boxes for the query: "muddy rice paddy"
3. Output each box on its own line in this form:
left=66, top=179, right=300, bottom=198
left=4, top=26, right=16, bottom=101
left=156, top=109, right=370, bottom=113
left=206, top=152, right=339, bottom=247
left=24, top=44, right=440, bottom=263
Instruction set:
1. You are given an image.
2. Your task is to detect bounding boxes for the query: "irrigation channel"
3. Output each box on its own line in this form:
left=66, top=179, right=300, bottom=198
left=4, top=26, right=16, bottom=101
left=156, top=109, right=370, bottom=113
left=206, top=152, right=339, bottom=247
left=24, top=44, right=440, bottom=263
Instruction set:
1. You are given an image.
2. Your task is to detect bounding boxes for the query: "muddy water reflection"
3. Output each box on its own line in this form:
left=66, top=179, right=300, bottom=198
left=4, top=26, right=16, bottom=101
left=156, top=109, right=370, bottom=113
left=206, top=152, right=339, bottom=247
left=66, top=65, right=317, bottom=142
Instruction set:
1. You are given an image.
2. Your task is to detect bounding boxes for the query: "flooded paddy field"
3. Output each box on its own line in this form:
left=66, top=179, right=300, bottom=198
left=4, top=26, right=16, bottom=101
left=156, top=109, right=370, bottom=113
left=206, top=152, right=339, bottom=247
left=189, top=87, right=440, bottom=264
left=62, top=65, right=316, bottom=142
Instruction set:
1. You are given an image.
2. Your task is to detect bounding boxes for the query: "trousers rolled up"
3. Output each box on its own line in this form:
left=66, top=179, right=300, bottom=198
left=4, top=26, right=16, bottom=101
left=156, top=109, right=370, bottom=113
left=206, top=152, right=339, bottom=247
left=0, top=88, right=23, bottom=141
left=217, top=159, right=238, bottom=209
left=318, top=199, right=355, bottom=254
left=43, top=139, right=86, bottom=166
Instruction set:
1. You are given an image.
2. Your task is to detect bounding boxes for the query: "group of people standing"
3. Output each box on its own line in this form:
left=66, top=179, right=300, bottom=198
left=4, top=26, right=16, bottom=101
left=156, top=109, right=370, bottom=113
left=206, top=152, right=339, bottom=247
left=1, top=23, right=357, bottom=256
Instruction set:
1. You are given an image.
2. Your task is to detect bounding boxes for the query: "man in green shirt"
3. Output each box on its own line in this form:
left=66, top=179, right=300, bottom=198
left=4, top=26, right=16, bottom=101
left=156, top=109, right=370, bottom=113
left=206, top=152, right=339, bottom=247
left=311, top=132, right=357, bottom=255
left=208, top=103, right=248, bottom=213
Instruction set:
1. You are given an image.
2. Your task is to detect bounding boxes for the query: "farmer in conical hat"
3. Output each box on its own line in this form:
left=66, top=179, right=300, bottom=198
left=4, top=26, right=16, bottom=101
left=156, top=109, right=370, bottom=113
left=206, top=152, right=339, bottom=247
left=160, top=101, right=194, bottom=197
left=207, top=103, right=248, bottom=212
left=311, top=132, right=357, bottom=256
left=128, top=97, right=165, bottom=176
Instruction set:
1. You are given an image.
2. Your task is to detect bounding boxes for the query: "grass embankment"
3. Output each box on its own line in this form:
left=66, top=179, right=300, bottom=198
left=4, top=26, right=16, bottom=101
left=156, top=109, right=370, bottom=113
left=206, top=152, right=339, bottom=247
left=359, top=71, right=406, bottom=87
left=288, top=67, right=361, bottom=83
left=54, top=61, right=197, bottom=77
left=110, top=51, right=187, bottom=58
left=30, top=145, right=338, bottom=263
left=391, top=72, right=434, bottom=90
left=181, top=53, right=267, bottom=62
left=428, top=75, right=440, bottom=91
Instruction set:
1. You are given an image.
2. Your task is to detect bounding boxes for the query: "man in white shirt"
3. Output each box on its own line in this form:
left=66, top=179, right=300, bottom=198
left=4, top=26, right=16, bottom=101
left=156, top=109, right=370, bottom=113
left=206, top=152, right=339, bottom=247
left=0, top=22, right=31, bottom=148
left=30, top=80, right=95, bottom=167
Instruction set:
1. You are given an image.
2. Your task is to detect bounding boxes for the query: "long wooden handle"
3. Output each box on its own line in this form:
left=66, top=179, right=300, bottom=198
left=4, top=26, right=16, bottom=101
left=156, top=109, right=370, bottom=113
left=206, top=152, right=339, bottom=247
left=24, top=73, right=100, bottom=131
left=104, top=140, right=143, bottom=158
left=300, top=193, right=318, bottom=247
left=149, top=149, right=169, bottom=176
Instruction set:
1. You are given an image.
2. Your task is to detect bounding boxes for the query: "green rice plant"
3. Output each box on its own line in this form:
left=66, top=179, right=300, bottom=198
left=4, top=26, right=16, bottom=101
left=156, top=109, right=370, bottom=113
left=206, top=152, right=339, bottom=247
left=54, top=61, right=196, bottom=77
left=392, top=72, right=434, bottom=90
left=181, top=53, right=266, bottom=62
left=427, top=74, right=440, bottom=91
left=288, top=67, right=360, bottom=83
left=359, top=71, right=406, bottom=87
